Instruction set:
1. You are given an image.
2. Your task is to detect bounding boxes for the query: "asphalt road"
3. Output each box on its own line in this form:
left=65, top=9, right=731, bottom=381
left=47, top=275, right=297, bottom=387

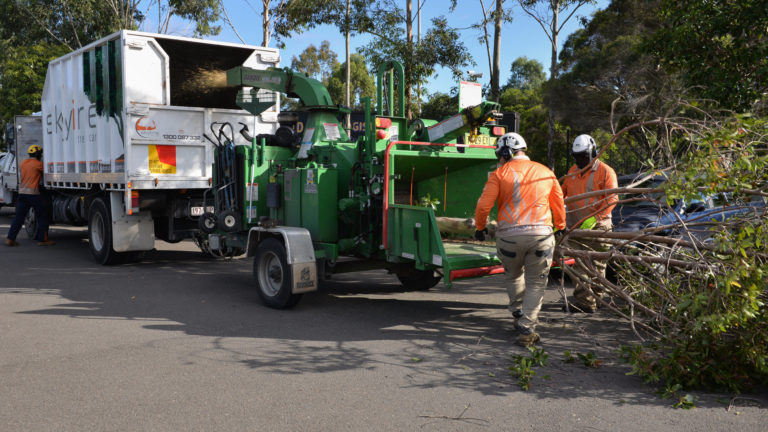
left=0, top=207, right=765, bottom=431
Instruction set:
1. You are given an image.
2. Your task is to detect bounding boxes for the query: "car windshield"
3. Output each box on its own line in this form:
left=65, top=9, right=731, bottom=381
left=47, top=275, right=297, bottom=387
left=616, top=175, right=666, bottom=207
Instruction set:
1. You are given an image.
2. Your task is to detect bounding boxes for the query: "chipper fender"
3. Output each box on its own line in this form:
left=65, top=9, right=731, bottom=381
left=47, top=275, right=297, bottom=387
left=246, top=226, right=318, bottom=309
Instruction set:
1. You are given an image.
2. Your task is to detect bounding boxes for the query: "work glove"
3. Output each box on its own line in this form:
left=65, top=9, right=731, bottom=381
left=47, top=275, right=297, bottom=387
left=579, top=216, right=597, bottom=230
left=554, top=228, right=568, bottom=242
left=474, top=228, right=488, bottom=241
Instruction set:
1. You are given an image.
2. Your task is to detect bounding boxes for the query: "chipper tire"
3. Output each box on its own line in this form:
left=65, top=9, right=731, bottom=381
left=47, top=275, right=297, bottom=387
left=199, top=212, right=217, bottom=234
left=218, top=209, right=241, bottom=232
left=253, top=238, right=302, bottom=309
left=396, top=269, right=442, bottom=291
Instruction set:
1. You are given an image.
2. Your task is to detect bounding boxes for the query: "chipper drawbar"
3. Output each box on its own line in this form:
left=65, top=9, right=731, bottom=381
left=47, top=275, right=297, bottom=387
left=202, top=60, right=509, bottom=308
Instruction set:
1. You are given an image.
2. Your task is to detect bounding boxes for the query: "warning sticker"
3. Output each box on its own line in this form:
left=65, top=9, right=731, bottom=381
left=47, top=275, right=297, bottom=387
left=388, top=125, right=399, bottom=142
left=305, top=169, right=317, bottom=193
left=298, top=128, right=315, bottom=159
left=323, top=123, right=341, bottom=141
left=148, top=145, right=176, bottom=174
left=247, top=183, right=258, bottom=202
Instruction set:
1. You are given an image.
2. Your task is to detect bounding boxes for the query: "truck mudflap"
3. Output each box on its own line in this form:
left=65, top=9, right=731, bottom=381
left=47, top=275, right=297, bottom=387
left=245, top=226, right=318, bottom=294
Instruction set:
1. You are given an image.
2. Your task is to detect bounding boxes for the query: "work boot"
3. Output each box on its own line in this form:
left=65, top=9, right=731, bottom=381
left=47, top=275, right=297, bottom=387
left=5, top=239, right=19, bottom=247
left=570, top=299, right=596, bottom=313
left=37, top=240, right=56, bottom=246
left=515, top=326, right=541, bottom=347
left=512, top=309, right=523, bottom=331
left=562, top=295, right=597, bottom=313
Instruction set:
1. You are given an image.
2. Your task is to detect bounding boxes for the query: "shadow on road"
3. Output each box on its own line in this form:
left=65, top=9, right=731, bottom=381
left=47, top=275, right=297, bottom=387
left=1, top=209, right=758, bottom=407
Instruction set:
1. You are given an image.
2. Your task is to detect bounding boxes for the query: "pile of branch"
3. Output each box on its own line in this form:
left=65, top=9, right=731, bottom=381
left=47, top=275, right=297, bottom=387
left=556, top=192, right=767, bottom=341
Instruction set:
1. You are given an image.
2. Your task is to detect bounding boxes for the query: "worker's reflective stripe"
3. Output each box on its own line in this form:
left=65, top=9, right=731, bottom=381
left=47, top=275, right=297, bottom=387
left=511, top=170, right=522, bottom=223
left=583, top=169, right=597, bottom=212
left=502, top=168, right=550, bottom=226
left=586, top=170, right=596, bottom=193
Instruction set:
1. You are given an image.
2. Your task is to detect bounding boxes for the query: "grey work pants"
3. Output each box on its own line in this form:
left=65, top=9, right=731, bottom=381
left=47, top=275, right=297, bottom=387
left=571, top=219, right=613, bottom=309
left=496, top=233, right=555, bottom=331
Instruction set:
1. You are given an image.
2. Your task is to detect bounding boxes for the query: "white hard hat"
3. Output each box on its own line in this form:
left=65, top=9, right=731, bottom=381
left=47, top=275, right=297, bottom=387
left=496, top=132, right=527, bottom=158
left=572, top=134, right=596, bottom=155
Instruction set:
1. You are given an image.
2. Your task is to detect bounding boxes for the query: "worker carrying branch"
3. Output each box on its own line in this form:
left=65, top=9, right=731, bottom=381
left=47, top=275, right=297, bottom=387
left=474, top=132, right=566, bottom=347
left=561, top=134, right=618, bottom=313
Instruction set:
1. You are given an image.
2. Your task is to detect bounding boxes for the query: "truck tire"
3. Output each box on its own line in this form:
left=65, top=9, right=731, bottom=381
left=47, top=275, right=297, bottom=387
left=88, top=197, right=121, bottom=265
left=24, top=207, right=37, bottom=239
left=253, top=238, right=302, bottom=309
left=396, top=269, right=441, bottom=291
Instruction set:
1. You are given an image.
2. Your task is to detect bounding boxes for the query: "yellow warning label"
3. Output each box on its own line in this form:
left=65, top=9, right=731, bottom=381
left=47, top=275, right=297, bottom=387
left=148, top=145, right=177, bottom=174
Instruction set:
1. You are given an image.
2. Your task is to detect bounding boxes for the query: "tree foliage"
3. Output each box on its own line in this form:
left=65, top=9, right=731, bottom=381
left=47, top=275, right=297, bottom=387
left=290, top=40, right=339, bottom=85
left=503, top=56, right=545, bottom=91
left=419, top=91, right=458, bottom=121
left=273, top=0, right=473, bottom=118
left=604, top=114, right=768, bottom=392
left=650, top=0, right=768, bottom=112
left=358, top=14, right=473, bottom=118
left=327, top=54, right=376, bottom=110
left=284, top=43, right=375, bottom=110
left=0, top=0, right=222, bottom=131
left=552, top=0, right=675, bottom=172
left=0, top=43, right=69, bottom=123
left=516, top=0, right=596, bottom=168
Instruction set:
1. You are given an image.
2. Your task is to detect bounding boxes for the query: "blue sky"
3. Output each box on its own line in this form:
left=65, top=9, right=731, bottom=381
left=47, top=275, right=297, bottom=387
left=143, top=0, right=610, bottom=95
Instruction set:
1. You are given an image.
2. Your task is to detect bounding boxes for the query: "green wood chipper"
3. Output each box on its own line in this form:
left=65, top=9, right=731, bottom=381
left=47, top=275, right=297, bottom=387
left=201, top=61, right=509, bottom=308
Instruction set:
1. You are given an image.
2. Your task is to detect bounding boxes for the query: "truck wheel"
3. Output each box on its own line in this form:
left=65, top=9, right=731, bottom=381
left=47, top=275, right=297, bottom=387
left=24, top=207, right=37, bottom=239
left=397, top=269, right=441, bottom=291
left=253, top=238, right=302, bottom=309
left=88, top=198, right=121, bottom=265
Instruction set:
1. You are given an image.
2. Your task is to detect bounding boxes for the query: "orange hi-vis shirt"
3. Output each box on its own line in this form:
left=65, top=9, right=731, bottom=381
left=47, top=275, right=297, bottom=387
left=19, top=158, right=43, bottom=195
left=475, top=155, right=566, bottom=236
left=561, top=159, right=618, bottom=228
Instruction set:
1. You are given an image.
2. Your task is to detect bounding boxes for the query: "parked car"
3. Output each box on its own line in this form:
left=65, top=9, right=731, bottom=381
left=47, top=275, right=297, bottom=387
left=611, top=172, right=766, bottom=241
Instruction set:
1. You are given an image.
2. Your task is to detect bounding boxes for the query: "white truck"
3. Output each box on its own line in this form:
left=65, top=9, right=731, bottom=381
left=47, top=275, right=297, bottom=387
left=34, top=30, right=280, bottom=263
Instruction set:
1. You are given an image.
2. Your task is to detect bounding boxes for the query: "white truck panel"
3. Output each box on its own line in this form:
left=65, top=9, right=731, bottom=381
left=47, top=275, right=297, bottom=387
left=123, top=38, right=169, bottom=105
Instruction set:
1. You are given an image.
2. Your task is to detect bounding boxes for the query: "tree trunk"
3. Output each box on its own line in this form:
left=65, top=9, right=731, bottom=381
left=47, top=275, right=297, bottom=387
left=345, top=0, right=351, bottom=130
left=262, top=0, right=270, bottom=47
left=490, top=0, right=503, bottom=101
left=436, top=217, right=497, bottom=239
left=547, top=0, right=560, bottom=170
left=405, top=0, right=414, bottom=119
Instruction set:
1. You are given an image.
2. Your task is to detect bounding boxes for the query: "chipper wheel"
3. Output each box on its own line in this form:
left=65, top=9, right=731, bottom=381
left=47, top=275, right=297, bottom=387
left=396, top=269, right=442, bottom=291
left=253, top=238, right=302, bottom=309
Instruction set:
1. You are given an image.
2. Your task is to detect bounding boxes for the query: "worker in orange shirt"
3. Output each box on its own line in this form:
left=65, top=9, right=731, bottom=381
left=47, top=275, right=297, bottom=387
left=561, top=134, right=617, bottom=313
left=474, top=132, right=566, bottom=347
left=5, top=145, right=54, bottom=246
